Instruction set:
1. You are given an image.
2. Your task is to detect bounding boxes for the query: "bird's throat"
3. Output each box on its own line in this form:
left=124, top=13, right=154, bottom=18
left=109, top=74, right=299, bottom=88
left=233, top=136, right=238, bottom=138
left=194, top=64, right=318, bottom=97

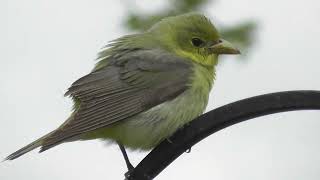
left=175, top=49, right=218, bottom=67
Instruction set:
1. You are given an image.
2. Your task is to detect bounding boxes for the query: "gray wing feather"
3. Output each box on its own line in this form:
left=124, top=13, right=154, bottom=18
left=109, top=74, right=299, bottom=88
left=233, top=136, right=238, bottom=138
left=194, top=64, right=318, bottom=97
left=41, top=49, right=192, bottom=151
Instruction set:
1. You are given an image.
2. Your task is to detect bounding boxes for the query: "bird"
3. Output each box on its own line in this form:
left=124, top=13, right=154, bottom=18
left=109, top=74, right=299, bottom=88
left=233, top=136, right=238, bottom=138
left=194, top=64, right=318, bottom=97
left=5, top=13, right=240, bottom=170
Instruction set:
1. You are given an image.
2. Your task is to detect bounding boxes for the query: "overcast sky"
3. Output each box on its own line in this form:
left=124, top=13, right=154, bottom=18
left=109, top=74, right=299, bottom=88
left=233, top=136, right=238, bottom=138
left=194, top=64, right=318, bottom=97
left=1, top=0, right=320, bottom=179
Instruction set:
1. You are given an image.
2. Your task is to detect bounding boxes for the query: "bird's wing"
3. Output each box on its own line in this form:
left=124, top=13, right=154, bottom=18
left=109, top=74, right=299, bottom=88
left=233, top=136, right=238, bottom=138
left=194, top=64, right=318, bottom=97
left=41, top=49, right=192, bottom=150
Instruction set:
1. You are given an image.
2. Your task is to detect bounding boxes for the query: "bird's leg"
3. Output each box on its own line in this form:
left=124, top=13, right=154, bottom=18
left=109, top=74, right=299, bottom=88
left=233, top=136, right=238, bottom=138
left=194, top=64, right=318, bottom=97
left=117, top=142, right=134, bottom=171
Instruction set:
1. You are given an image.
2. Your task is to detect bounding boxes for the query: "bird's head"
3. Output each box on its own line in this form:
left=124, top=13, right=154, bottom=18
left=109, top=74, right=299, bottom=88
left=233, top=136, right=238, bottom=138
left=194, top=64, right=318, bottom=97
left=148, top=13, right=240, bottom=66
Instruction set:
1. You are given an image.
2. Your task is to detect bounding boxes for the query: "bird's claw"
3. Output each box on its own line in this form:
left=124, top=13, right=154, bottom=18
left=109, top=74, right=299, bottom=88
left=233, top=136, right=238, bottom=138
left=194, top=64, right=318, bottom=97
left=185, top=147, right=192, bottom=153
left=124, top=168, right=134, bottom=180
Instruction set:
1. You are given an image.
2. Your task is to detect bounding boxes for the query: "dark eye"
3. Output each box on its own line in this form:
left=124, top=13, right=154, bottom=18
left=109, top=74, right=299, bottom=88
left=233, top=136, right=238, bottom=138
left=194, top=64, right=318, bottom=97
left=191, top=38, right=204, bottom=47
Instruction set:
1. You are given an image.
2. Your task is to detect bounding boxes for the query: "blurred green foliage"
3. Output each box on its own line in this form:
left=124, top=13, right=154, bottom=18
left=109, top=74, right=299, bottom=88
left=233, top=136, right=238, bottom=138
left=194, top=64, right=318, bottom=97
left=220, top=22, right=257, bottom=55
left=122, top=0, right=257, bottom=55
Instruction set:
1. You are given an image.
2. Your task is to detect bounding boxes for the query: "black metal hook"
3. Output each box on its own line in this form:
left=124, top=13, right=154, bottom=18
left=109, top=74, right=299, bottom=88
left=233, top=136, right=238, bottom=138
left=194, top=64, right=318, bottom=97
left=127, top=90, right=320, bottom=180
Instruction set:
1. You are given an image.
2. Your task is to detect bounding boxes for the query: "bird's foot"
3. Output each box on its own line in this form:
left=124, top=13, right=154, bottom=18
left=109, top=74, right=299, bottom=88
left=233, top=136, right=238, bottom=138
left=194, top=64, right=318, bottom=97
left=166, top=138, right=173, bottom=143
left=124, top=166, right=134, bottom=180
left=185, top=147, right=192, bottom=153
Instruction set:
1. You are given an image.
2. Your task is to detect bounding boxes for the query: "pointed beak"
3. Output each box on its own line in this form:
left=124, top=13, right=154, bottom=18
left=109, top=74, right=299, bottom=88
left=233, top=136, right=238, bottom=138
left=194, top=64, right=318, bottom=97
left=209, top=39, right=241, bottom=55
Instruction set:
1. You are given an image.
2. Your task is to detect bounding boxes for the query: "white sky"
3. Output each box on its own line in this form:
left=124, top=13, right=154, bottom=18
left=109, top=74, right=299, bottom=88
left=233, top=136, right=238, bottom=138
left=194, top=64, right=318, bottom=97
left=1, top=0, right=320, bottom=179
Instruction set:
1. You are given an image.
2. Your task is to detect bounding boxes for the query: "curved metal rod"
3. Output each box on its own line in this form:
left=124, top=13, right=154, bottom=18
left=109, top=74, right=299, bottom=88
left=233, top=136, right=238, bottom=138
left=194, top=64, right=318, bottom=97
left=127, top=90, right=320, bottom=180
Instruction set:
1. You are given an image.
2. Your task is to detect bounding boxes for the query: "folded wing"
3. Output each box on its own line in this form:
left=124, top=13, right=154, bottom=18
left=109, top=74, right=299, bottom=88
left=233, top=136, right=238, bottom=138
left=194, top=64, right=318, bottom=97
left=41, top=49, right=192, bottom=151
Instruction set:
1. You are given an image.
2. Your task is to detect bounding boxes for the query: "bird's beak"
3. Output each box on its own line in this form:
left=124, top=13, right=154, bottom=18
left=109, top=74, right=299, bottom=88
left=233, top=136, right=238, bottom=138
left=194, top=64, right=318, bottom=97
left=209, top=39, right=241, bottom=55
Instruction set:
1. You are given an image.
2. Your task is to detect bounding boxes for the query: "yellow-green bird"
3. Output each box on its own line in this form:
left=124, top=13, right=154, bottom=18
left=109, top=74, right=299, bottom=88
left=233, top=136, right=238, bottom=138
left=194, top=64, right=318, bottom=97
left=5, top=13, right=239, bottom=169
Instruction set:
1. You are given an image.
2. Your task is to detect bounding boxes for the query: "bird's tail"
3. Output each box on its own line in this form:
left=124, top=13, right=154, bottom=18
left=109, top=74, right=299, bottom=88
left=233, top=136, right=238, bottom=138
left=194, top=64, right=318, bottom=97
left=4, top=131, right=55, bottom=161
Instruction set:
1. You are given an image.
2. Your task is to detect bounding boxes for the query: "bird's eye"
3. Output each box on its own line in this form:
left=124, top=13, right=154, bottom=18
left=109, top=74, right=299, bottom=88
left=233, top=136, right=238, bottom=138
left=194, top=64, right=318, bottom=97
left=191, top=38, right=204, bottom=47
